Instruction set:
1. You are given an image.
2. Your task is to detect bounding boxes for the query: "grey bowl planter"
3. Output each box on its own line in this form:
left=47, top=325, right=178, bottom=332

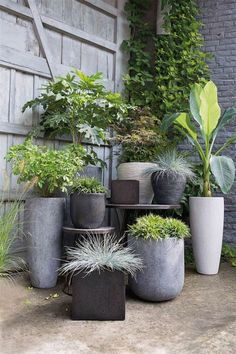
left=151, top=172, right=186, bottom=205
left=128, top=236, right=184, bottom=301
left=70, top=192, right=106, bottom=229
left=24, top=197, right=65, bottom=289
left=72, top=270, right=125, bottom=320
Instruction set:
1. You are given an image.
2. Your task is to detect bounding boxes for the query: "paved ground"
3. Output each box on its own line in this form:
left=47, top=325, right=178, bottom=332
left=0, top=263, right=236, bottom=354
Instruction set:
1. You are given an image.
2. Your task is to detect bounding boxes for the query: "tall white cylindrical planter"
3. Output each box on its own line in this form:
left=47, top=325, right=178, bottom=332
left=24, top=197, right=65, bottom=288
left=117, top=162, right=156, bottom=204
left=190, top=197, right=224, bottom=275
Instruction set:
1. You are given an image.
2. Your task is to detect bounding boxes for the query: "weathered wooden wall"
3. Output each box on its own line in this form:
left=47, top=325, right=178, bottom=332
left=0, top=0, right=129, bottom=251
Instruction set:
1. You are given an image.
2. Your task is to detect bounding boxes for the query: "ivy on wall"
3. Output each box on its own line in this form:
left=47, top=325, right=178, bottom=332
left=123, top=0, right=211, bottom=118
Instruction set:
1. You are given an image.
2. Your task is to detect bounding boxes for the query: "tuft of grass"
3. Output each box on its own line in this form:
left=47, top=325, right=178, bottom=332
left=59, top=234, right=143, bottom=277
left=146, top=148, right=194, bottom=180
left=71, top=177, right=107, bottom=194
left=128, top=214, right=190, bottom=240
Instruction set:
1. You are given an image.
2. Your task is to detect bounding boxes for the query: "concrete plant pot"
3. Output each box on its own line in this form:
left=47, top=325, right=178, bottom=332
left=151, top=173, right=186, bottom=205
left=117, top=162, right=156, bottom=204
left=72, top=270, right=125, bottom=320
left=128, top=236, right=184, bottom=301
left=111, top=180, right=139, bottom=204
left=190, top=197, right=224, bottom=275
left=24, top=197, right=65, bottom=288
left=70, top=192, right=106, bottom=228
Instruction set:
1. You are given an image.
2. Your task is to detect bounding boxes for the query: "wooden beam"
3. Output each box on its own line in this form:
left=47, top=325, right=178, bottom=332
left=25, top=0, right=56, bottom=78
left=0, top=0, right=117, bottom=53
left=79, top=0, right=118, bottom=17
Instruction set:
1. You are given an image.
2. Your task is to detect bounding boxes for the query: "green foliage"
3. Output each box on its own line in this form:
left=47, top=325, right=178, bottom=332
left=146, top=148, right=194, bottom=179
left=112, top=107, right=169, bottom=163
left=22, top=70, right=128, bottom=165
left=6, top=139, right=85, bottom=197
left=128, top=214, right=190, bottom=240
left=123, top=0, right=210, bottom=119
left=162, top=81, right=236, bottom=196
left=71, top=177, right=107, bottom=194
left=59, top=234, right=143, bottom=277
left=221, top=243, right=236, bottom=267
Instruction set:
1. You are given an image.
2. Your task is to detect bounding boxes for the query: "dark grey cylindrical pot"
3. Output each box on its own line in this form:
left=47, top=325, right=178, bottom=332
left=70, top=192, right=106, bottom=229
left=151, top=172, right=186, bottom=205
left=24, top=197, right=65, bottom=289
left=128, top=236, right=184, bottom=301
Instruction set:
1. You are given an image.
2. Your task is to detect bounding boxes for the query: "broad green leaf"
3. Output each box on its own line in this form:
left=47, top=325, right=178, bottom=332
left=190, top=83, right=202, bottom=127
left=212, top=107, right=236, bottom=140
left=210, top=155, right=235, bottom=194
left=199, top=81, right=221, bottom=138
left=161, top=112, right=182, bottom=131
left=175, top=113, right=198, bottom=141
left=215, top=136, right=236, bottom=156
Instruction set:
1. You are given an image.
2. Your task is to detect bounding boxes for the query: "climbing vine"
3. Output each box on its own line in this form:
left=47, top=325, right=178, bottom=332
left=123, top=0, right=211, bottom=118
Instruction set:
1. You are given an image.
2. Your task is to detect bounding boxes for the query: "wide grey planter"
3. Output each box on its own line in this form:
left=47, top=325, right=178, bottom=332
left=190, top=197, right=224, bottom=275
left=117, top=162, right=156, bottom=204
left=128, top=236, right=184, bottom=301
left=24, top=197, right=65, bottom=288
left=151, top=173, right=186, bottom=205
left=70, top=192, right=106, bottom=228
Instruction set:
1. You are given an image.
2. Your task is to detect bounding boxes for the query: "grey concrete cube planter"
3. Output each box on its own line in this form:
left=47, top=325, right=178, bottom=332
left=128, top=236, right=184, bottom=301
left=24, top=197, right=65, bottom=288
left=70, top=192, right=106, bottom=228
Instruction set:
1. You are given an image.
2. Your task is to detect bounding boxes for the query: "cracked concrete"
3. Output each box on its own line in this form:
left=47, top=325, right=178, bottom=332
left=0, top=263, right=236, bottom=354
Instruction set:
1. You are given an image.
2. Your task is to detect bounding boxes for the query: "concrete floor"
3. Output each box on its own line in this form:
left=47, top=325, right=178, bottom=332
left=0, top=263, right=236, bottom=354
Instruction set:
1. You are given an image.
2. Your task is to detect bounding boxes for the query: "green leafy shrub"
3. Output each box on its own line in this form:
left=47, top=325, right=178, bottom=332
left=22, top=70, right=128, bottom=166
left=6, top=139, right=85, bottom=197
left=59, top=234, right=143, bottom=277
left=146, top=148, right=194, bottom=179
left=112, top=107, right=169, bottom=163
left=71, top=177, right=107, bottom=194
left=128, top=214, right=190, bottom=240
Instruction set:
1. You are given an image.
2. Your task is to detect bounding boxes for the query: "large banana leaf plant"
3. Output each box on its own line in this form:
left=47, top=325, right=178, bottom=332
left=162, top=81, right=236, bottom=197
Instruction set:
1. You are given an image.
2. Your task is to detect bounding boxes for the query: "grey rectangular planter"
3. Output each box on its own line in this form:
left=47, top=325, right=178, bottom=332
left=72, top=270, right=125, bottom=320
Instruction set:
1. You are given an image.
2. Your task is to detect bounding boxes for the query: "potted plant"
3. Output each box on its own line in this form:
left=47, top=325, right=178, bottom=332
left=146, top=148, right=194, bottom=205
left=6, top=139, right=85, bottom=288
left=59, top=234, right=143, bottom=320
left=22, top=70, right=128, bottom=168
left=112, top=107, right=170, bottom=204
left=70, top=177, right=107, bottom=229
left=162, top=80, right=236, bottom=275
left=128, top=214, right=190, bottom=301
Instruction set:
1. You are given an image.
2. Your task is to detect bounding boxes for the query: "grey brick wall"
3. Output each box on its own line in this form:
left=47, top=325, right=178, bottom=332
left=198, top=0, right=236, bottom=244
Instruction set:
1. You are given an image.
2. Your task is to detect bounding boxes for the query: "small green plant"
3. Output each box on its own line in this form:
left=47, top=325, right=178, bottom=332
left=128, top=214, right=190, bottom=240
left=23, top=70, right=128, bottom=165
left=112, top=107, right=170, bottom=163
left=162, top=81, right=236, bottom=197
left=146, top=148, right=194, bottom=179
left=59, top=234, right=143, bottom=277
left=6, top=139, right=85, bottom=197
left=221, top=243, right=236, bottom=267
left=71, top=177, right=107, bottom=194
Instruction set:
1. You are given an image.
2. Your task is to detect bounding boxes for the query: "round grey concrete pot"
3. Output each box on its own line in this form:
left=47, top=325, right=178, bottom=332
left=190, top=197, right=224, bottom=275
left=70, top=192, right=106, bottom=228
left=24, top=197, right=65, bottom=289
left=117, top=162, right=156, bottom=204
left=151, top=172, right=186, bottom=204
left=128, top=236, right=184, bottom=301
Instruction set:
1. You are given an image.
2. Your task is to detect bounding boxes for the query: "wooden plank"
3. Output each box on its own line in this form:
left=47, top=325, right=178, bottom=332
left=45, top=29, right=62, bottom=64
left=0, top=67, right=10, bottom=123
left=80, top=0, right=118, bottom=17
left=42, top=15, right=117, bottom=52
left=26, top=0, right=56, bottom=78
left=0, top=45, right=51, bottom=78
left=62, top=36, right=81, bottom=68
left=0, top=0, right=117, bottom=51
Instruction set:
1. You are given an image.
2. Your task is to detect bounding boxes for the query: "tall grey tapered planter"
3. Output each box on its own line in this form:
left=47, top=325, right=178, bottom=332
left=24, top=197, right=65, bottom=288
left=128, top=236, right=184, bottom=301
